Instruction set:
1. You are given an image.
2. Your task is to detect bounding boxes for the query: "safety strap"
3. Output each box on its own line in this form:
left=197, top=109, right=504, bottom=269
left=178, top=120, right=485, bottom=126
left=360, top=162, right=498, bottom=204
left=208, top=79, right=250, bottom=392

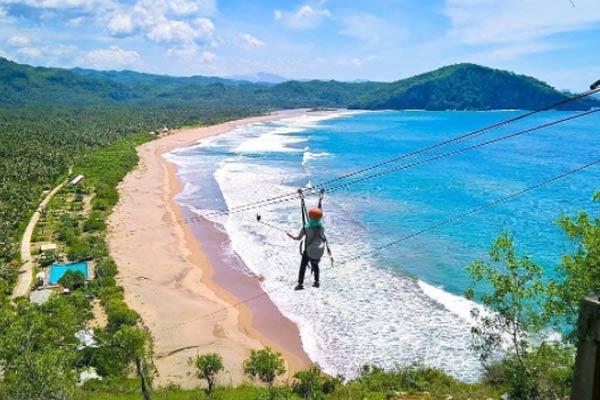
left=298, top=189, right=308, bottom=255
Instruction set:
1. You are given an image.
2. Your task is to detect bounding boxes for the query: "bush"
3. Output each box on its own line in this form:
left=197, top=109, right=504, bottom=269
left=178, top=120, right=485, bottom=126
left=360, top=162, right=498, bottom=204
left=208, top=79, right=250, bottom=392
left=293, top=364, right=339, bottom=399
left=484, top=343, right=574, bottom=400
left=83, top=212, right=106, bottom=232
left=68, top=240, right=92, bottom=261
left=243, top=347, right=286, bottom=391
left=189, top=353, right=224, bottom=393
left=105, top=297, right=140, bottom=332
left=58, top=270, right=86, bottom=290
left=95, top=258, right=118, bottom=278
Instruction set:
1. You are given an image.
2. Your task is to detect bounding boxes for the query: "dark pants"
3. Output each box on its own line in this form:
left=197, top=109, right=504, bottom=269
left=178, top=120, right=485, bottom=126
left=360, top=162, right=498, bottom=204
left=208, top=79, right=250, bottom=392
left=298, top=252, right=320, bottom=285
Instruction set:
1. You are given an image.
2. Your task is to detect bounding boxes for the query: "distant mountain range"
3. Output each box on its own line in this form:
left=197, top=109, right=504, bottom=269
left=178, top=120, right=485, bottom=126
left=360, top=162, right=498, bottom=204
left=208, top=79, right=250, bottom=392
left=0, top=57, right=597, bottom=111
left=226, top=72, right=288, bottom=84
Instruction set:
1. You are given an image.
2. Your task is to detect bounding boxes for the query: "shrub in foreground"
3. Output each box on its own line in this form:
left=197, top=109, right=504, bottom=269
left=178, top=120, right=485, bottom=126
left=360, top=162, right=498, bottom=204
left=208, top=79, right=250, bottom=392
left=189, top=352, right=224, bottom=393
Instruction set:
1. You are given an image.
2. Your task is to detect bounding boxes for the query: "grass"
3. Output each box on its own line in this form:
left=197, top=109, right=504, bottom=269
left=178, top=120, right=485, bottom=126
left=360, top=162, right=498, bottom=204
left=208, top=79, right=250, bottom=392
left=78, top=380, right=271, bottom=400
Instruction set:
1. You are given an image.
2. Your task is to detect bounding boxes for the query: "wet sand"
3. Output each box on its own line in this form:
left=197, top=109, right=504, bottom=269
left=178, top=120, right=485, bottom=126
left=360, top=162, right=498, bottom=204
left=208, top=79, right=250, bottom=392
left=107, top=111, right=313, bottom=388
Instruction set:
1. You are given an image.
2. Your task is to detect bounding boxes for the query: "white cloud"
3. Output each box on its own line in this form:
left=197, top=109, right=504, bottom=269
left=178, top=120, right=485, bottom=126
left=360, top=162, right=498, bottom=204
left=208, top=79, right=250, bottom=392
left=147, top=20, right=194, bottom=43
left=9, top=36, right=77, bottom=62
left=0, top=0, right=114, bottom=10
left=166, top=43, right=198, bottom=57
left=107, top=13, right=135, bottom=36
left=479, top=42, right=559, bottom=61
left=146, top=18, right=211, bottom=44
left=8, top=35, right=30, bottom=47
left=0, top=5, right=6, bottom=17
left=241, top=33, right=264, bottom=49
left=104, top=0, right=215, bottom=50
left=81, top=46, right=140, bottom=69
left=194, top=17, right=214, bottom=36
left=273, top=4, right=331, bottom=29
left=444, top=0, right=600, bottom=45
left=177, top=0, right=216, bottom=15
left=198, top=50, right=215, bottom=63
left=67, top=16, right=85, bottom=26
left=17, top=46, right=41, bottom=58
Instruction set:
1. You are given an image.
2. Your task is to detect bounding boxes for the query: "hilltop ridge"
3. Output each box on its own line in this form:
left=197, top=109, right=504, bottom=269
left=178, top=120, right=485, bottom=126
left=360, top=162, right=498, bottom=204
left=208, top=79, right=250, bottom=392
left=0, top=57, right=597, bottom=110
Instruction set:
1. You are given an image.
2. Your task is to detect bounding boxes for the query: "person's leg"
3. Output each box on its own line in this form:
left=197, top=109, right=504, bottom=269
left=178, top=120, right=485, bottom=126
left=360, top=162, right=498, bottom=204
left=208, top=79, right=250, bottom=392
left=311, top=258, right=321, bottom=287
left=296, top=253, right=309, bottom=290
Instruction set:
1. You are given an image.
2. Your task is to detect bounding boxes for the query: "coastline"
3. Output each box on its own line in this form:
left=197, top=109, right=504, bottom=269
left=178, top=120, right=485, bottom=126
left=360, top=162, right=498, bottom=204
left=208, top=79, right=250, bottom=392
left=107, top=110, right=314, bottom=388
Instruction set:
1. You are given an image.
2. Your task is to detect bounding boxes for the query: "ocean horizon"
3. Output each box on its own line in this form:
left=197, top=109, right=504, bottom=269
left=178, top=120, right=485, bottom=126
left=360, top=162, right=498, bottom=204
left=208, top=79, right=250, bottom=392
left=164, top=109, right=600, bottom=382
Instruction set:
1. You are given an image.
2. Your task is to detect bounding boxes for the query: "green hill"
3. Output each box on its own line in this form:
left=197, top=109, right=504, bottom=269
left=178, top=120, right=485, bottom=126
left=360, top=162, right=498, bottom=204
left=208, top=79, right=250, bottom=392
left=349, top=63, right=593, bottom=111
left=0, top=57, right=597, bottom=110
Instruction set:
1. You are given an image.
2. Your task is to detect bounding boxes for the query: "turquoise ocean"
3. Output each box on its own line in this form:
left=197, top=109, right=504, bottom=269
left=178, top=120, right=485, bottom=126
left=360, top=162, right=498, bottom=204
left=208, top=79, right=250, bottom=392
left=165, top=110, right=600, bottom=381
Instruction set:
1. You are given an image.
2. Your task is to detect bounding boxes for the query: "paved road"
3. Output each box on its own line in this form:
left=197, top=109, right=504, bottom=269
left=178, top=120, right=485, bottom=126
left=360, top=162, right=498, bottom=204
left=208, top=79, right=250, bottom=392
left=11, top=178, right=68, bottom=299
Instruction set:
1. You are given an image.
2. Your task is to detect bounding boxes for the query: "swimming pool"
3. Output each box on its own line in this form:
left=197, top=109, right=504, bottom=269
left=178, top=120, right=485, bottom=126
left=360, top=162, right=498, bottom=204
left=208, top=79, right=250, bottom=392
left=48, top=262, right=89, bottom=285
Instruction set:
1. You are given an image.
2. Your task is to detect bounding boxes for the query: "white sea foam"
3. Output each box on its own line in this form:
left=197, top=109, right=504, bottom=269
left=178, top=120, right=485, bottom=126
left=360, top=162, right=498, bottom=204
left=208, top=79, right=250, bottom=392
left=302, top=149, right=331, bottom=166
left=171, top=110, right=486, bottom=382
left=418, top=280, right=484, bottom=324
left=233, top=112, right=357, bottom=154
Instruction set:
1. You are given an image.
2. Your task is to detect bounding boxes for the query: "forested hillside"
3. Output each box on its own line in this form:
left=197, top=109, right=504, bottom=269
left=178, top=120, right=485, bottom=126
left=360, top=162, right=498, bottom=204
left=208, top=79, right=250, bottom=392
left=2, top=58, right=597, bottom=110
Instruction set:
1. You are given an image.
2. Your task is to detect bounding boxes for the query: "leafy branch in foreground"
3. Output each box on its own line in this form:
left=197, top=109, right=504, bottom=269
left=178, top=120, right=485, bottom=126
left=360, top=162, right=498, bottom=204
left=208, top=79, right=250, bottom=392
left=465, top=232, right=574, bottom=400
left=546, top=192, right=600, bottom=338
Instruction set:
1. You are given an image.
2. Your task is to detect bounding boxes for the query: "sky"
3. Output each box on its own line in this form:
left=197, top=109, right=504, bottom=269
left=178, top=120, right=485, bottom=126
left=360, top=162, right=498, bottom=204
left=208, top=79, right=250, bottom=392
left=0, top=0, right=599, bottom=90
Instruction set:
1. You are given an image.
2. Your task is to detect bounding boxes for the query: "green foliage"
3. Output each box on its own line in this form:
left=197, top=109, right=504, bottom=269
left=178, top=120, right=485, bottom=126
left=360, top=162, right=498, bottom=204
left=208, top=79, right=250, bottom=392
left=293, top=365, right=339, bottom=400
left=39, top=248, right=59, bottom=268
left=243, top=347, right=286, bottom=389
left=465, top=232, right=578, bottom=400
left=68, top=240, right=92, bottom=262
left=189, top=353, right=225, bottom=393
left=59, top=270, right=86, bottom=290
left=0, top=346, right=77, bottom=400
left=78, top=382, right=273, bottom=400
left=84, top=211, right=107, bottom=232
left=2, top=58, right=597, bottom=112
left=465, top=232, right=547, bottom=364
left=546, top=193, right=600, bottom=338
left=104, top=296, right=140, bottom=332
left=0, top=293, right=91, bottom=400
left=484, top=343, right=574, bottom=400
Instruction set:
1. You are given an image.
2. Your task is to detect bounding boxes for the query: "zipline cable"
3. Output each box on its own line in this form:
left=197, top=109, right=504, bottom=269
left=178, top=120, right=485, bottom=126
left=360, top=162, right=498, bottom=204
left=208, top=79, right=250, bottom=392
left=324, top=108, right=600, bottom=193
left=158, top=156, right=600, bottom=332
left=147, top=107, right=600, bottom=233
left=160, top=86, right=600, bottom=222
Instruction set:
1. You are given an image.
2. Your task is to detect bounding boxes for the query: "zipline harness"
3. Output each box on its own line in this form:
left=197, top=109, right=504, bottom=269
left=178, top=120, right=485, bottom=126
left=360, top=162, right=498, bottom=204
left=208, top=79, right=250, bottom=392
left=297, top=188, right=333, bottom=268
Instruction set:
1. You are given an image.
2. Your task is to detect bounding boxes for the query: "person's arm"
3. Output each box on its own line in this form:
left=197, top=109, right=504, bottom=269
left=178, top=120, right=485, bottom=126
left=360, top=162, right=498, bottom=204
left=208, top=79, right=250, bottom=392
left=287, top=228, right=305, bottom=240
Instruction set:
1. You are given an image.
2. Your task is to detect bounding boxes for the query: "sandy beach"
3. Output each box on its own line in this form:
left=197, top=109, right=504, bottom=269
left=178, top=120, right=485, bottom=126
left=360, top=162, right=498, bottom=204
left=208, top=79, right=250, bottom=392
left=107, top=110, right=313, bottom=388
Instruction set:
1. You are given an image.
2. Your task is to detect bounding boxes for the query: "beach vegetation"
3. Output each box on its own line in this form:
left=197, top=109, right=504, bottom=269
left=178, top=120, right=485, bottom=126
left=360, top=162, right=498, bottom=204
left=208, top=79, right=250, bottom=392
left=189, top=353, right=225, bottom=393
left=293, top=364, right=339, bottom=399
left=243, top=347, right=286, bottom=394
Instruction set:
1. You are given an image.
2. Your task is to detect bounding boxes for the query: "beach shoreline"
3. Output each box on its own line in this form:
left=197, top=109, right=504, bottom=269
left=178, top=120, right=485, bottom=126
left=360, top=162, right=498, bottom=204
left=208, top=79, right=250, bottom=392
left=107, top=110, right=317, bottom=388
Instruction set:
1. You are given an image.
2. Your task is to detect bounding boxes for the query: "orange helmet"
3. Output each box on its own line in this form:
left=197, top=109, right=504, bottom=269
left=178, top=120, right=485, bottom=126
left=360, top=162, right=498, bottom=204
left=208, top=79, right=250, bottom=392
left=308, top=208, right=323, bottom=220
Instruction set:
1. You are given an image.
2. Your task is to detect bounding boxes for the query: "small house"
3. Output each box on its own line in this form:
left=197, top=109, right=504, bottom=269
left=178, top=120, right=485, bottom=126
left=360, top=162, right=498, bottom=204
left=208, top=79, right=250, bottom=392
left=70, top=175, right=85, bottom=186
left=39, top=243, right=58, bottom=254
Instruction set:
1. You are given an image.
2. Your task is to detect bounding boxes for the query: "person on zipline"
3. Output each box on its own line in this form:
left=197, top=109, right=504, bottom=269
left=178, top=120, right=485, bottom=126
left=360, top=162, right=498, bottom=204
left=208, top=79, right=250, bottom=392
left=287, top=203, right=331, bottom=290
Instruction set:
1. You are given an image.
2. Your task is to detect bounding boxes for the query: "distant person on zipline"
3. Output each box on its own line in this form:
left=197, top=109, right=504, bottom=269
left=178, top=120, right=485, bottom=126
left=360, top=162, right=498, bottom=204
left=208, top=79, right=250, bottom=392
left=287, top=191, right=332, bottom=290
